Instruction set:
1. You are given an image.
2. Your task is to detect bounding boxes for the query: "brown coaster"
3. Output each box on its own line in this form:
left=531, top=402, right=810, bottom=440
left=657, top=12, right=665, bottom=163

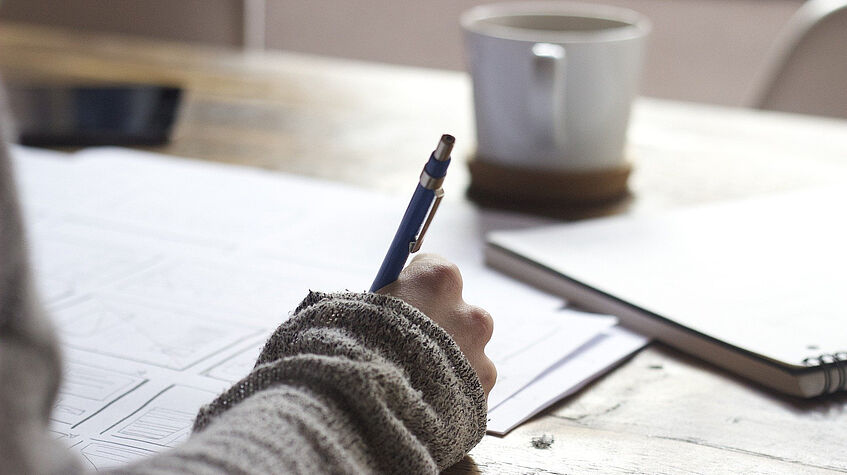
left=467, top=157, right=632, bottom=208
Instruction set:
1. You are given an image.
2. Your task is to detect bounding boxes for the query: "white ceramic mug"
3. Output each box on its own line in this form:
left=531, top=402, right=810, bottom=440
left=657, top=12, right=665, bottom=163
left=462, top=2, right=650, bottom=172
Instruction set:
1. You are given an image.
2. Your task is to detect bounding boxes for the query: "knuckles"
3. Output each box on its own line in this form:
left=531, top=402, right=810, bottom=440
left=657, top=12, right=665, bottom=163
left=478, top=358, right=498, bottom=391
left=466, top=305, right=494, bottom=343
left=415, top=260, right=463, bottom=297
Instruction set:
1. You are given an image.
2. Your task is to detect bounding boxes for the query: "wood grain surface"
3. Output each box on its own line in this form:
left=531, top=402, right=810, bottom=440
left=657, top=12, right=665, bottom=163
left=2, top=22, right=847, bottom=474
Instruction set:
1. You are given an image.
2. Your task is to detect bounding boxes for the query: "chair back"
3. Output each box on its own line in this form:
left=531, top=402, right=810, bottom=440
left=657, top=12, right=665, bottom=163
left=750, top=0, right=847, bottom=118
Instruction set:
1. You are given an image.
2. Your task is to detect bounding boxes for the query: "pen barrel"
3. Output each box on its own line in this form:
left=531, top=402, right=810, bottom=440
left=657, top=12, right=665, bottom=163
left=369, top=184, right=435, bottom=292
left=425, top=154, right=450, bottom=178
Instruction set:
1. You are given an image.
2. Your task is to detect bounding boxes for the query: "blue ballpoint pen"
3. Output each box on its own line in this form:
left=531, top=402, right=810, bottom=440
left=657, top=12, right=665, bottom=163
left=369, top=134, right=454, bottom=292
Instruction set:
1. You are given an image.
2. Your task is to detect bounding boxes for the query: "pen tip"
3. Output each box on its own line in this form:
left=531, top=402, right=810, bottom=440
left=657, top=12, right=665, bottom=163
left=434, top=134, right=455, bottom=161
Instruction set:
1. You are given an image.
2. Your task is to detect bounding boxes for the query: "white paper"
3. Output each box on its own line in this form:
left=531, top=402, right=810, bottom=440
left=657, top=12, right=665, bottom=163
left=10, top=146, right=635, bottom=463
left=485, top=306, right=616, bottom=408
left=487, top=325, right=648, bottom=434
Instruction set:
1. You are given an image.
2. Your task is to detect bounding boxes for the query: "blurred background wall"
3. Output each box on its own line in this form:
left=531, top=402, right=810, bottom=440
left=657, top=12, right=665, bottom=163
left=0, top=0, right=804, bottom=106
left=0, top=0, right=245, bottom=46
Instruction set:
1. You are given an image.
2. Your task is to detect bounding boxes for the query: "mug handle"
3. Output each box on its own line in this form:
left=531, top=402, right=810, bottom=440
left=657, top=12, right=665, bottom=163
left=531, top=43, right=566, bottom=150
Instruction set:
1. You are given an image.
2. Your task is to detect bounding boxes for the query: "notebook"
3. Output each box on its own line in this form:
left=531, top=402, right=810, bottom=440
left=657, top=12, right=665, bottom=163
left=486, top=187, right=847, bottom=398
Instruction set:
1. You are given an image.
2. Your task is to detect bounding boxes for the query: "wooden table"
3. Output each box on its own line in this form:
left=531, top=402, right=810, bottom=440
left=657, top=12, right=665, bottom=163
left=3, top=23, right=847, bottom=474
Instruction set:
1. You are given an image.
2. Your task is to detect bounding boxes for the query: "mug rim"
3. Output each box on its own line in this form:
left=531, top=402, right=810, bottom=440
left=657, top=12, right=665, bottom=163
left=460, top=1, right=651, bottom=43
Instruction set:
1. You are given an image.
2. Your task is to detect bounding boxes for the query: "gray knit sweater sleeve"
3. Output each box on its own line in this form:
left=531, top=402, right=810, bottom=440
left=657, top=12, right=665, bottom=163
left=116, top=291, right=487, bottom=474
left=0, top=111, right=77, bottom=474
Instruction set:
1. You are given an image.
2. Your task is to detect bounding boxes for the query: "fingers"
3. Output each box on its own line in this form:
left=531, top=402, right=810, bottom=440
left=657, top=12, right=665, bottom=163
left=473, top=355, right=498, bottom=397
left=376, top=253, right=463, bottom=315
left=375, top=253, right=497, bottom=398
left=446, top=303, right=492, bottom=347
left=460, top=304, right=497, bottom=396
left=467, top=304, right=495, bottom=345
left=403, top=253, right=464, bottom=301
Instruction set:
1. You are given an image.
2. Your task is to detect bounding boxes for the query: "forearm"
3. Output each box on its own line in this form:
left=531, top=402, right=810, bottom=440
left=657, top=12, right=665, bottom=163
left=117, top=292, right=487, bottom=474
left=111, top=386, right=375, bottom=474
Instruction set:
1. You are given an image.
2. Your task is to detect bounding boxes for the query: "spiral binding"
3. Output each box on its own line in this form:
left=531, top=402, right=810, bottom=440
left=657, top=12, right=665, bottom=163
left=802, top=352, right=847, bottom=395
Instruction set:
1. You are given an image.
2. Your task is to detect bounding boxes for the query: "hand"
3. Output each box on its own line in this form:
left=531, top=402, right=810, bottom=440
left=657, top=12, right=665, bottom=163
left=376, top=253, right=497, bottom=399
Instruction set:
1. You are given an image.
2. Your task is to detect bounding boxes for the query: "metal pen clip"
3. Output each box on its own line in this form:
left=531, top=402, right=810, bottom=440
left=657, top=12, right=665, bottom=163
left=409, top=187, right=445, bottom=253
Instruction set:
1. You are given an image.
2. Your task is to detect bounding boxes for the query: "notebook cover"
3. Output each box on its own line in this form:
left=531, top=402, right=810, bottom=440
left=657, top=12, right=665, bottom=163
left=487, top=188, right=846, bottom=374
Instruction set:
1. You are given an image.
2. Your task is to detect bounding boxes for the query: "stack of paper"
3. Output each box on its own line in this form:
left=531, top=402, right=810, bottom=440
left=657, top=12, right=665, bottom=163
left=11, top=146, right=646, bottom=468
